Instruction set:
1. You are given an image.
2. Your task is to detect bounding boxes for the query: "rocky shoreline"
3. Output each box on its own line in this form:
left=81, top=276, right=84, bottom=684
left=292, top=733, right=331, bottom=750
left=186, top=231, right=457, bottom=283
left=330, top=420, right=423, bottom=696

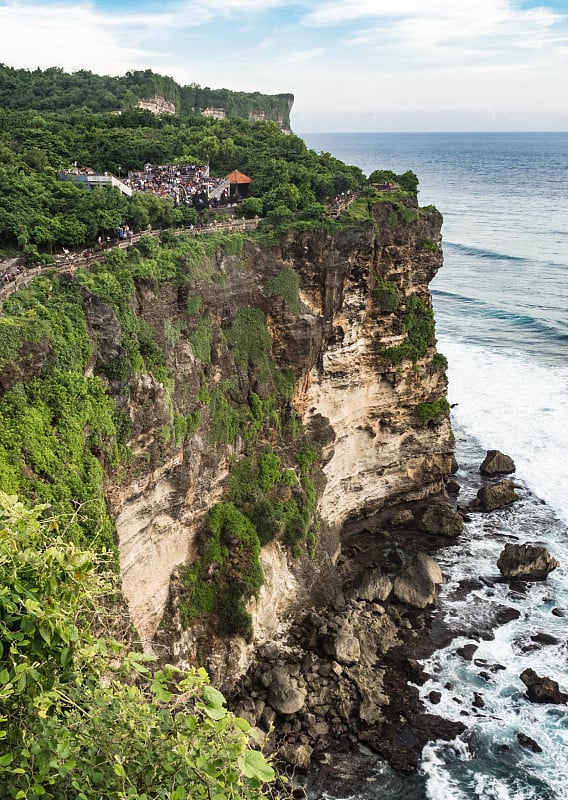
left=227, top=450, right=563, bottom=794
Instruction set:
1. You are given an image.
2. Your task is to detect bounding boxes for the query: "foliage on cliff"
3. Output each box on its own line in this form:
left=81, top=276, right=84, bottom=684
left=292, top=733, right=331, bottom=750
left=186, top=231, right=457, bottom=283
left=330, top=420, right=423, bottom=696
left=0, top=64, right=293, bottom=128
left=0, top=493, right=276, bottom=800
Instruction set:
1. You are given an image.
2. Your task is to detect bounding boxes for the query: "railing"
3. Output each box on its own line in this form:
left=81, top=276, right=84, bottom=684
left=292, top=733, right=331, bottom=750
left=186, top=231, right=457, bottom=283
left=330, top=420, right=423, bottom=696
left=0, top=217, right=261, bottom=305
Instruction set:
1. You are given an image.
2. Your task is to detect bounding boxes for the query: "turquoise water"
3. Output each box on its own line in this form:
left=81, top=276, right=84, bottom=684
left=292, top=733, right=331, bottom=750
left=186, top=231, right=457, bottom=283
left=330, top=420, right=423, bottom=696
left=301, top=132, right=568, bottom=799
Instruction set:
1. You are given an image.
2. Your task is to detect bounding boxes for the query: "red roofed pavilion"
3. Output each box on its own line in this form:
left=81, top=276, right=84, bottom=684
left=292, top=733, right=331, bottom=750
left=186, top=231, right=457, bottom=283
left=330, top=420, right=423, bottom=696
left=224, top=169, right=252, bottom=198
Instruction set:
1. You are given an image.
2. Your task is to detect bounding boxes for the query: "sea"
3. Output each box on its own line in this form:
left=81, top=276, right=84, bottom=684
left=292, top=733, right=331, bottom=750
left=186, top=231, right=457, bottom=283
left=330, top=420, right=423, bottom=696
left=299, top=132, right=568, bottom=800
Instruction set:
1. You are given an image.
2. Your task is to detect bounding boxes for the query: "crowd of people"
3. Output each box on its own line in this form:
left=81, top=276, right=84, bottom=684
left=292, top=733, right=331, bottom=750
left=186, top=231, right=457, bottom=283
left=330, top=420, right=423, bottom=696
left=1, top=265, right=23, bottom=284
left=123, top=163, right=231, bottom=208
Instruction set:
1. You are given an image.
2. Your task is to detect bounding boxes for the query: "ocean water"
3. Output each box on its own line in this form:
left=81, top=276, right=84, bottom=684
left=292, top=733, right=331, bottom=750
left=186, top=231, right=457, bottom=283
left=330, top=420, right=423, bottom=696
left=300, top=132, right=568, bottom=799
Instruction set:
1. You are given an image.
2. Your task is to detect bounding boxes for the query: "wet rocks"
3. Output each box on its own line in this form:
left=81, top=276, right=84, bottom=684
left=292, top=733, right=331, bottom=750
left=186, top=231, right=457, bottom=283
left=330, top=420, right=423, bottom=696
left=480, top=450, right=516, bottom=476
left=393, top=552, right=443, bottom=609
left=519, top=668, right=568, bottom=704
left=516, top=732, right=543, bottom=753
left=420, top=501, right=464, bottom=538
left=497, top=543, right=559, bottom=581
left=477, top=479, right=519, bottom=511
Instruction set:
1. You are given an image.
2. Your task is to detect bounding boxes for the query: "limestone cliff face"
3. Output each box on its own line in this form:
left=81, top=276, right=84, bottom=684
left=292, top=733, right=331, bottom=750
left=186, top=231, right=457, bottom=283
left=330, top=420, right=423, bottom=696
left=97, top=200, right=452, bottom=681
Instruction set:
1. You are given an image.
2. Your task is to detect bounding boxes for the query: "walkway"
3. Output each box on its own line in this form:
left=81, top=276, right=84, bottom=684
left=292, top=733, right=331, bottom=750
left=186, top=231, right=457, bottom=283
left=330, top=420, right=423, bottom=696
left=0, top=216, right=260, bottom=304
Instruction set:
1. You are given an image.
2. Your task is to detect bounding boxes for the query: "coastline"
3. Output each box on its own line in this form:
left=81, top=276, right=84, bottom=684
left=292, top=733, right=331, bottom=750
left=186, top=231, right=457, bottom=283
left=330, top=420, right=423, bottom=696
left=228, top=436, right=568, bottom=799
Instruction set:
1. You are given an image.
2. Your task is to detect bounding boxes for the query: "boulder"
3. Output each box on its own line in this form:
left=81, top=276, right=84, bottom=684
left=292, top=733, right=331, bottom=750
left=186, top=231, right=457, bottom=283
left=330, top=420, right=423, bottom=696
left=497, top=543, right=559, bottom=581
left=420, top=501, right=464, bottom=537
left=352, top=569, right=392, bottom=603
left=268, top=667, right=307, bottom=715
left=393, top=552, right=443, bottom=608
left=520, top=668, right=568, bottom=704
left=333, top=625, right=361, bottom=666
left=480, top=450, right=515, bottom=476
left=477, top=479, right=519, bottom=511
left=516, top=732, right=542, bottom=753
left=277, top=743, right=313, bottom=770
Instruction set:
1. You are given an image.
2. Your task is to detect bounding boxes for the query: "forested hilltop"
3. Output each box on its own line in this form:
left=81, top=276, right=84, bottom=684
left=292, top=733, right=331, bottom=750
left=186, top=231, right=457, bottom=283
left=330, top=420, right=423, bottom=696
left=0, top=64, right=294, bottom=128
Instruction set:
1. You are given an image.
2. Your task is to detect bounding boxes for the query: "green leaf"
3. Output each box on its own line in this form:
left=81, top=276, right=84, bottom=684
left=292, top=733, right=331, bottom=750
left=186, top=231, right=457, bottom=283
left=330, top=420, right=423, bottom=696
left=203, top=705, right=226, bottom=721
left=60, top=647, right=73, bottom=668
left=233, top=716, right=251, bottom=732
left=0, top=753, right=13, bottom=766
left=237, top=750, right=275, bottom=782
left=203, top=684, right=225, bottom=708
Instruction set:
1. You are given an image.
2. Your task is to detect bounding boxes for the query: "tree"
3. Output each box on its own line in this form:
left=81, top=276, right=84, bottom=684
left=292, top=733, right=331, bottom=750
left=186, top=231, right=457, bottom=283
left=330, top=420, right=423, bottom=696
left=0, top=493, right=277, bottom=800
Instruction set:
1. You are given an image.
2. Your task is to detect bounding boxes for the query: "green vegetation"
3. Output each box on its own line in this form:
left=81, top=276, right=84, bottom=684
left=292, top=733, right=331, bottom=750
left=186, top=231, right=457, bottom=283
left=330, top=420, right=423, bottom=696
left=432, top=352, right=449, bottom=369
left=412, top=397, right=451, bottom=423
left=367, top=169, right=419, bottom=196
left=0, top=64, right=292, bottom=128
left=180, top=442, right=319, bottom=638
left=382, top=294, right=436, bottom=364
left=372, top=279, right=401, bottom=313
left=0, top=493, right=276, bottom=800
left=0, top=93, right=366, bottom=256
left=264, top=268, right=301, bottom=313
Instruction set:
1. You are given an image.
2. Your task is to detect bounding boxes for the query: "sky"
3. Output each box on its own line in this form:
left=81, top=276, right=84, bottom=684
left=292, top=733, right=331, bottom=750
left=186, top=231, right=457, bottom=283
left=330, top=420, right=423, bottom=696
left=1, top=0, right=567, bottom=131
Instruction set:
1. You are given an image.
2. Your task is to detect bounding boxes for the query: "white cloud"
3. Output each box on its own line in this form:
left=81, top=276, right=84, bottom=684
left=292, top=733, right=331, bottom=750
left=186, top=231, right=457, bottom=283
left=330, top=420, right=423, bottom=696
left=0, top=1, right=167, bottom=73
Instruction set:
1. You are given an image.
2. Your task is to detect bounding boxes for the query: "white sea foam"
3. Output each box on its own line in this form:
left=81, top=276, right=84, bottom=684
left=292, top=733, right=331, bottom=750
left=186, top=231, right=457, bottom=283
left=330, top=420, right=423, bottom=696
left=439, top=336, right=568, bottom=524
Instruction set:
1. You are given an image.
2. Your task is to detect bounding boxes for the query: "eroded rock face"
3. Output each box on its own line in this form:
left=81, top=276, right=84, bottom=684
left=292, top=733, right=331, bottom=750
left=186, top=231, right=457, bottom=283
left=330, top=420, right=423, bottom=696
left=497, top=543, right=559, bottom=581
left=477, top=479, right=519, bottom=511
left=94, top=199, right=453, bottom=678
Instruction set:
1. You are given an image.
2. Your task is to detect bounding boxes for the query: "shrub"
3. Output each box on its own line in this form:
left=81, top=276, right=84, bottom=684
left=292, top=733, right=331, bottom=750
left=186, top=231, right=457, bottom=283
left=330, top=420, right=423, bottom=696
left=372, top=280, right=401, bottom=313
left=412, top=397, right=450, bottom=423
left=0, top=493, right=276, bottom=800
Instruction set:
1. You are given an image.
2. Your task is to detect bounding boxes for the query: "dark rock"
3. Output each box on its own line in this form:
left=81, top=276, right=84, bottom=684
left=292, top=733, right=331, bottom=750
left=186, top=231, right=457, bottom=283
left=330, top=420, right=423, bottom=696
left=472, top=692, right=485, bottom=709
left=552, top=608, right=566, bottom=617
left=495, top=606, right=522, bottom=625
left=390, top=509, right=415, bottom=528
left=429, top=691, right=442, bottom=705
left=480, top=450, right=516, bottom=476
left=497, top=543, right=559, bottom=581
left=456, top=643, right=478, bottom=661
left=277, top=743, right=313, bottom=770
left=517, top=732, right=543, bottom=753
left=477, top=480, right=519, bottom=511
left=420, top=501, right=464, bottom=538
left=446, top=479, right=461, bottom=495
left=531, top=632, right=560, bottom=646
left=520, top=668, right=568, bottom=704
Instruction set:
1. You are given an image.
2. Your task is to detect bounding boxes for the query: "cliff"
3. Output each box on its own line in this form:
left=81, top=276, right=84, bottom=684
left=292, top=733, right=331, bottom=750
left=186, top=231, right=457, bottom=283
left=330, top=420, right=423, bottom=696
left=0, top=192, right=458, bottom=772
left=88, top=198, right=454, bottom=681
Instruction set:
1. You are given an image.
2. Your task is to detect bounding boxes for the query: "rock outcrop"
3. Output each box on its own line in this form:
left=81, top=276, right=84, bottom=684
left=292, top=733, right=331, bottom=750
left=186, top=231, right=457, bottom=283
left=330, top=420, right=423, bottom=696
left=477, top=479, right=519, bottom=511
left=520, top=668, right=568, bottom=704
left=393, top=552, right=443, bottom=608
left=497, top=543, right=559, bottom=581
left=420, top=501, right=464, bottom=537
left=480, top=450, right=515, bottom=475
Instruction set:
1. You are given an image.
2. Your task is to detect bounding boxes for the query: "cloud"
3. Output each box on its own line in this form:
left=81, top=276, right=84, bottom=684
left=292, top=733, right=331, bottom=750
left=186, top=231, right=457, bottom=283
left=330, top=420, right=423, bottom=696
left=0, top=1, right=168, bottom=73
